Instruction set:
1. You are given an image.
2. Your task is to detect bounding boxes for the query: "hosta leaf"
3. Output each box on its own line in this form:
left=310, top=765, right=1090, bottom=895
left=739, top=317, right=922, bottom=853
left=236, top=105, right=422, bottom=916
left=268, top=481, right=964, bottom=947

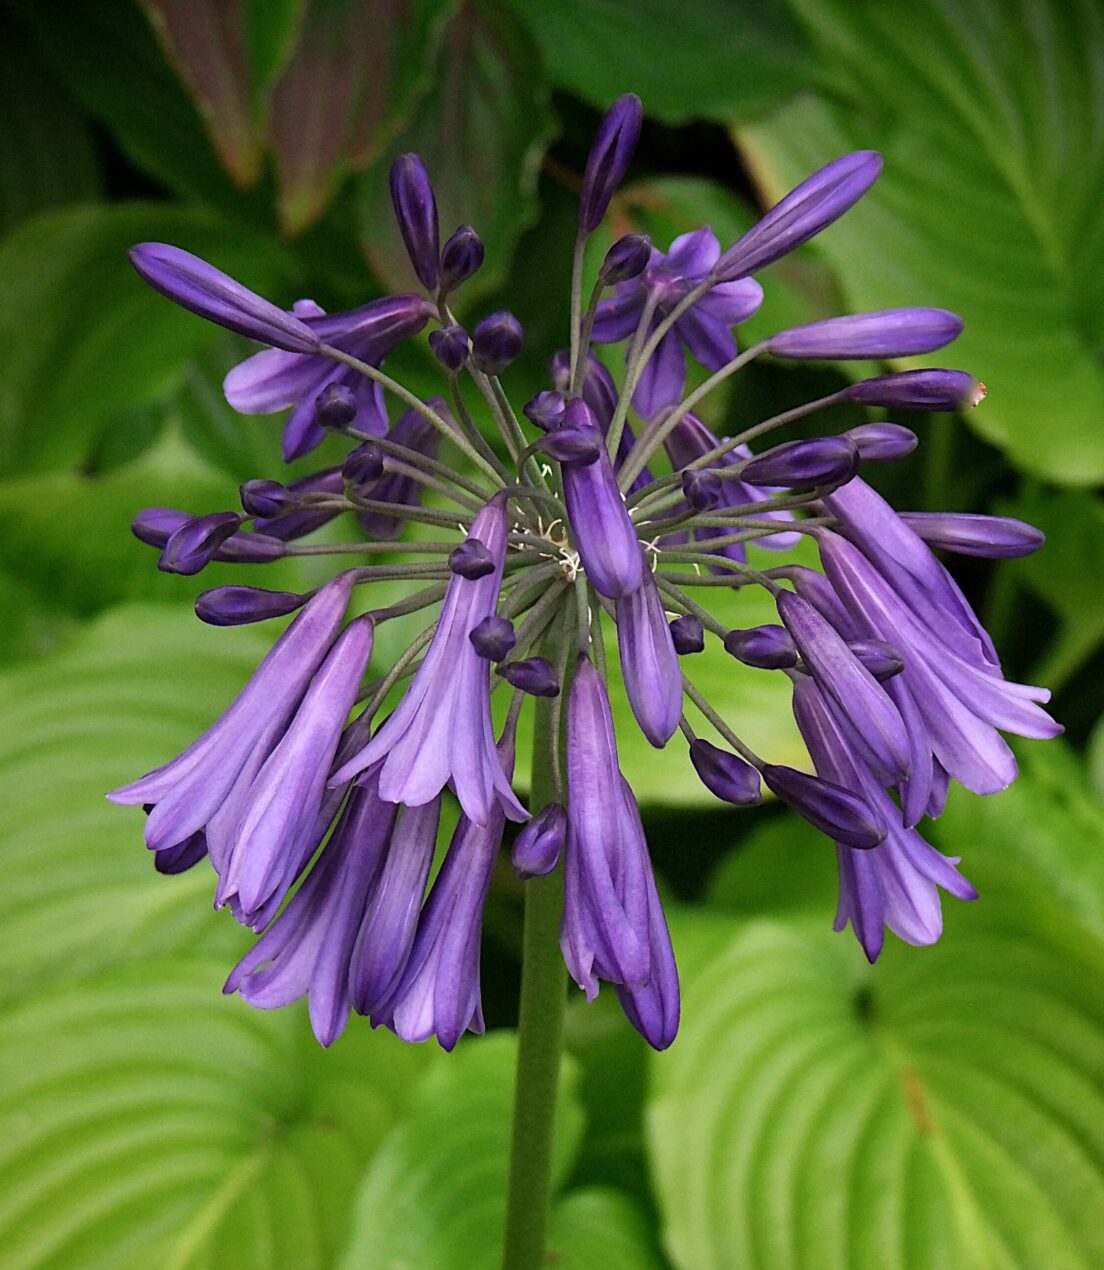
left=741, top=0, right=1104, bottom=484
left=547, top=1188, right=664, bottom=1268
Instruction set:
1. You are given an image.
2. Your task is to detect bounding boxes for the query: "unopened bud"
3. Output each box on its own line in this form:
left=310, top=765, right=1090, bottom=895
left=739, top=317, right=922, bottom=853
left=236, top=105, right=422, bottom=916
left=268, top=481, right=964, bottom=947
left=449, top=538, right=496, bottom=580
left=498, top=656, right=560, bottom=697
left=429, top=324, right=469, bottom=372
left=598, top=233, right=651, bottom=285
left=723, top=624, right=798, bottom=670
left=470, top=615, right=516, bottom=661
left=669, top=614, right=705, bottom=654
left=440, top=225, right=484, bottom=292
left=512, top=803, right=566, bottom=878
left=195, top=585, right=306, bottom=626
left=471, top=310, right=523, bottom=375
left=315, top=382, right=357, bottom=429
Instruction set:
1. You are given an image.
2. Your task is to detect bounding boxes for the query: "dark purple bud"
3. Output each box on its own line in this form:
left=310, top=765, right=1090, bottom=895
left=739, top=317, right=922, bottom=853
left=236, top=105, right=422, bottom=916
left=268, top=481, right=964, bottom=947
left=239, top=479, right=292, bottom=518
left=723, top=624, right=798, bottom=669
left=712, top=151, right=883, bottom=282
left=470, top=614, right=516, bottom=661
left=538, top=424, right=602, bottom=465
left=740, top=437, right=859, bottom=488
left=158, top=512, right=242, bottom=575
left=429, top=324, right=469, bottom=372
left=390, top=153, right=440, bottom=290
left=440, top=224, right=484, bottom=292
left=847, top=370, right=986, bottom=411
left=523, top=390, right=567, bottom=432
left=844, top=423, right=918, bottom=462
left=681, top=468, right=722, bottom=511
left=315, top=381, right=357, bottom=429
left=512, top=803, right=566, bottom=878
left=579, top=93, right=643, bottom=232
left=498, top=657, right=560, bottom=697
left=847, top=638, right=904, bottom=681
left=132, top=506, right=190, bottom=548
left=669, top=614, right=705, bottom=654
left=761, top=764, right=886, bottom=849
left=449, top=537, right=495, bottom=580
left=195, top=585, right=307, bottom=626
left=471, top=311, right=523, bottom=375
left=689, top=739, right=762, bottom=806
left=343, top=442, right=385, bottom=485
left=132, top=508, right=286, bottom=562
left=767, top=308, right=963, bottom=360
left=598, top=233, right=651, bottom=285
left=898, top=512, right=1044, bottom=559
left=128, top=243, right=320, bottom=353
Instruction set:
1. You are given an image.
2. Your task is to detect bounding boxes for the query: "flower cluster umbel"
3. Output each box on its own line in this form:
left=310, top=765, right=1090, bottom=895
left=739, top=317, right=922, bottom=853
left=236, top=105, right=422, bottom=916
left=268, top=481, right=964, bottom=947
left=110, top=94, right=1058, bottom=1051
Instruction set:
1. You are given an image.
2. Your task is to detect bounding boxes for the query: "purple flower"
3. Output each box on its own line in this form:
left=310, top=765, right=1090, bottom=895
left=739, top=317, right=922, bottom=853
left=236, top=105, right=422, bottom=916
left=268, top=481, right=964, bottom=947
left=712, top=151, right=883, bottom=283
left=331, top=496, right=527, bottom=826
left=592, top=229, right=763, bottom=417
left=223, top=293, right=432, bottom=460
left=560, top=400, right=645, bottom=598
left=615, top=569, right=682, bottom=747
left=766, top=308, right=963, bottom=360
left=108, top=572, right=356, bottom=856
left=560, top=655, right=679, bottom=1049
left=579, top=94, right=643, bottom=232
left=129, top=243, right=320, bottom=353
left=390, top=154, right=440, bottom=291
left=792, top=675, right=976, bottom=962
left=898, top=512, right=1044, bottom=559
left=358, top=403, right=446, bottom=540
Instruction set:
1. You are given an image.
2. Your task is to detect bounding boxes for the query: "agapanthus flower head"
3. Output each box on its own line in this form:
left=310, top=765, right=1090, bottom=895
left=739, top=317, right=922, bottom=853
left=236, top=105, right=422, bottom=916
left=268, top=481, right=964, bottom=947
left=114, top=91, right=1057, bottom=1054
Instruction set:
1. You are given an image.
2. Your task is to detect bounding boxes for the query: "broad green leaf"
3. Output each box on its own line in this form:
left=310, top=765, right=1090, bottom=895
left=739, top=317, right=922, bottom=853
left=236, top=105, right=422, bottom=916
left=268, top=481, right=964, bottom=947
left=0, top=958, right=433, bottom=1269
left=707, top=806, right=837, bottom=916
left=503, top=0, right=813, bottom=124
left=0, top=204, right=303, bottom=475
left=338, top=1033, right=585, bottom=1269
left=357, top=0, right=555, bottom=299
left=0, top=15, right=101, bottom=234
left=547, top=1188, right=664, bottom=1268
left=741, top=0, right=1104, bottom=484
left=649, top=893, right=1104, bottom=1270
left=0, top=568, right=78, bottom=665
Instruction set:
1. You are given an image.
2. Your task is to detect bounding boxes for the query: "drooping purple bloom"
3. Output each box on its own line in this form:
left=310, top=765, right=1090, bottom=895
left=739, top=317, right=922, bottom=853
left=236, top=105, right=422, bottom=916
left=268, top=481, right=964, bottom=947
left=132, top=507, right=288, bottom=563
left=898, top=512, right=1044, bottom=559
left=512, top=803, right=566, bottom=879
left=766, top=308, right=963, bottom=360
left=158, top=512, right=242, bottom=575
left=579, top=93, right=643, bottom=232
left=331, top=496, right=526, bottom=826
left=195, top=585, right=307, bottom=627
left=740, top=436, right=859, bottom=489
left=561, top=655, right=679, bottom=1049
left=615, top=569, right=682, bottom=747
left=592, top=229, right=763, bottom=417
left=846, top=369, right=985, bottom=411
left=223, top=293, right=432, bottom=460
left=390, top=153, right=440, bottom=291
left=358, top=403, right=445, bottom=540
left=559, top=400, right=644, bottom=599
left=711, top=151, right=883, bottom=283
left=792, top=675, right=976, bottom=962
left=689, top=739, right=762, bottom=805
left=440, top=225, right=484, bottom=292
left=129, top=243, right=320, bottom=353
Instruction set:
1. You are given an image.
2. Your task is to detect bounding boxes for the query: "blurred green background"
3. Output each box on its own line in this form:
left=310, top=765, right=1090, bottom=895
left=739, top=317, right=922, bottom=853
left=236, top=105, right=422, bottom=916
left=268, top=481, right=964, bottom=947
left=1, top=0, right=1103, bottom=1266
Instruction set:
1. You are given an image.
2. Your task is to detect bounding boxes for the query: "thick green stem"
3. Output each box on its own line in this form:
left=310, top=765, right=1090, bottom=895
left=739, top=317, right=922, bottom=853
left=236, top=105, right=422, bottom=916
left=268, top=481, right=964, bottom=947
left=501, top=692, right=567, bottom=1269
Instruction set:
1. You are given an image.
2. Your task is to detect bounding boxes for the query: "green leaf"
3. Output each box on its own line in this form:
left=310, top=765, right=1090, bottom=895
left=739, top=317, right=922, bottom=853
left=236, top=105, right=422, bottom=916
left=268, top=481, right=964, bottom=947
left=740, top=0, right=1104, bottom=484
left=707, top=807, right=838, bottom=916
left=357, top=0, right=556, bottom=299
left=0, top=204, right=303, bottom=475
left=0, top=14, right=101, bottom=234
left=503, top=0, right=813, bottom=124
left=547, top=1188, right=664, bottom=1268
left=338, top=1033, right=585, bottom=1269
left=0, top=958, right=433, bottom=1268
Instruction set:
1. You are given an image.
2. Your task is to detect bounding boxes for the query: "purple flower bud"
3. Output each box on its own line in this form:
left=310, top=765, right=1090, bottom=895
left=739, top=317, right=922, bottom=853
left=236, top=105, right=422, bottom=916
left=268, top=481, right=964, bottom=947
left=845, top=423, right=918, bottom=462
left=440, top=225, right=484, bottom=292
left=158, top=512, right=242, bottom=575
left=579, top=93, right=643, bottom=232
left=767, top=308, right=963, bottom=360
left=689, top=739, right=762, bottom=805
left=449, top=537, right=496, bottom=580
left=740, top=437, right=859, bottom=488
left=847, top=370, right=986, bottom=410
left=681, top=468, right=722, bottom=511
left=669, top=615, right=705, bottom=656
left=128, top=243, right=321, bottom=353
left=195, top=585, right=307, bottom=626
left=132, top=507, right=288, bottom=563
left=898, top=512, right=1044, bottom=559
left=615, top=571, right=682, bottom=748
left=723, top=624, right=798, bottom=670
left=847, top=638, right=904, bottom=681
left=239, top=479, right=293, bottom=518
left=761, top=764, right=886, bottom=849
left=523, top=390, right=567, bottom=432
left=390, top=153, right=440, bottom=290
left=342, top=441, right=384, bottom=485
left=429, top=324, right=470, bottom=372
left=498, top=657, right=560, bottom=697
left=538, top=424, right=602, bottom=465
left=512, top=803, right=566, bottom=878
left=712, top=151, right=883, bottom=282
left=252, top=466, right=344, bottom=541
left=470, top=615, right=516, bottom=661
left=315, top=381, right=357, bottom=429
left=471, top=310, right=523, bottom=375
left=599, top=233, right=651, bottom=285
